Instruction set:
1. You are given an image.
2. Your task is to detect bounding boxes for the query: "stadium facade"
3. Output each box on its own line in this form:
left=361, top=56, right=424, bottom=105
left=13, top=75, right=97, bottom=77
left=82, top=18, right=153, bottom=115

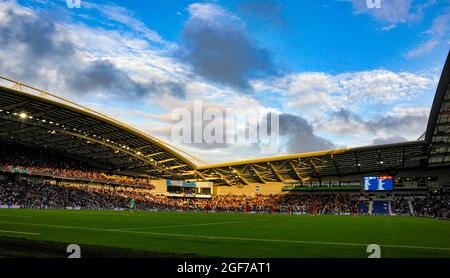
left=0, top=51, right=449, bottom=196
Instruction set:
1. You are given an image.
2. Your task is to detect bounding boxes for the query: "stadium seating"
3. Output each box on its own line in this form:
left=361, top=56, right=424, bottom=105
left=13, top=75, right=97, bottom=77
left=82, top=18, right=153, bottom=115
left=1, top=179, right=449, bottom=217
left=0, top=143, right=154, bottom=188
left=391, top=198, right=411, bottom=215
left=372, top=201, right=390, bottom=215
left=357, top=201, right=369, bottom=214
left=413, top=194, right=450, bottom=218
left=1, top=141, right=450, bottom=218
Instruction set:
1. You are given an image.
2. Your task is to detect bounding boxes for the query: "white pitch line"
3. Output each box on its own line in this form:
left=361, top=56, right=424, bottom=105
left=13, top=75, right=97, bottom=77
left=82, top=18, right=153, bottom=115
left=1, top=220, right=450, bottom=251
left=0, top=220, right=106, bottom=232
left=0, top=215, right=32, bottom=218
left=0, top=229, right=40, bottom=235
left=117, top=229, right=450, bottom=251
left=79, top=212, right=130, bottom=217
left=110, top=219, right=268, bottom=231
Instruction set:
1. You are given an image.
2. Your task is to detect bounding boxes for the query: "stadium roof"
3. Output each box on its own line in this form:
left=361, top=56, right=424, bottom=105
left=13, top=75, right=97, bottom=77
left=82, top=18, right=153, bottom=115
left=0, top=51, right=449, bottom=186
left=0, top=77, right=199, bottom=180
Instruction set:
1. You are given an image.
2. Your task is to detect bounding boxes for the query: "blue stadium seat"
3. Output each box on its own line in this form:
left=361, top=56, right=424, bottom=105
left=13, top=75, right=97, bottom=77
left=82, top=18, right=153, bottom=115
left=372, top=201, right=389, bottom=215
left=358, top=201, right=368, bottom=213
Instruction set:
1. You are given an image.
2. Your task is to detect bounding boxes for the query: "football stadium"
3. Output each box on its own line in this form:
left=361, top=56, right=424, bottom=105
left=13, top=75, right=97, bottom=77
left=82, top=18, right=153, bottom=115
left=0, top=50, right=449, bottom=259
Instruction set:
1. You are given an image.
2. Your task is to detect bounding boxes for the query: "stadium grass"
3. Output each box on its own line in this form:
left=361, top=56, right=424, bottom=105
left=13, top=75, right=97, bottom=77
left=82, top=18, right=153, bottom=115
left=1, top=209, right=450, bottom=258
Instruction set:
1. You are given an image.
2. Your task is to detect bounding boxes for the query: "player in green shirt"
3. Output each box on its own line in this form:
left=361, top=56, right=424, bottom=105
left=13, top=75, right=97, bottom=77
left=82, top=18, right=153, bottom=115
left=129, top=198, right=135, bottom=213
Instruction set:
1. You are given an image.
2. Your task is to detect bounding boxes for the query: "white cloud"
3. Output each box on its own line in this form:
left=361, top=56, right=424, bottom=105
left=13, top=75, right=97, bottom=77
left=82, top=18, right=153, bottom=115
left=346, top=0, right=438, bottom=31
left=351, top=0, right=416, bottom=26
left=0, top=1, right=281, bottom=162
left=405, top=12, right=450, bottom=58
left=386, top=105, right=430, bottom=117
left=82, top=1, right=174, bottom=48
left=252, top=70, right=435, bottom=120
left=0, top=0, right=440, bottom=163
left=187, top=3, right=240, bottom=23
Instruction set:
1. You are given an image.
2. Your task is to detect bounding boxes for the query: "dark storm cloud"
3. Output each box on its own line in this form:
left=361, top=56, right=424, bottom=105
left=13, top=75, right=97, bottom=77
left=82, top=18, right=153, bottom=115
left=0, top=6, right=75, bottom=83
left=278, top=114, right=337, bottom=153
left=333, top=108, right=428, bottom=141
left=0, top=7, right=75, bottom=59
left=372, top=135, right=408, bottom=145
left=335, top=108, right=427, bottom=134
left=331, top=108, right=366, bottom=134
left=64, top=61, right=186, bottom=99
left=171, top=112, right=335, bottom=153
left=366, top=115, right=428, bottom=133
left=237, top=0, right=288, bottom=29
left=181, top=5, right=273, bottom=89
left=0, top=4, right=185, bottom=99
left=65, top=61, right=147, bottom=97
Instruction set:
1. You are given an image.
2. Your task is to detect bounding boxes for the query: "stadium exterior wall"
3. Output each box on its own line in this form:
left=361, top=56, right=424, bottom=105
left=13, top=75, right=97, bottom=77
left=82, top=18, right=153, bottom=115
left=214, top=182, right=285, bottom=196
left=149, top=179, right=168, bottom=194
left=147, top=180, right=285, bottom=196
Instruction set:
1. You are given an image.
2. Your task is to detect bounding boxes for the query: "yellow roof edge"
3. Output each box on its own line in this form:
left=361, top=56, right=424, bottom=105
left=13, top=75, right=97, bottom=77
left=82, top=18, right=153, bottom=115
left=196, top=148, right=352, bottom=169
left=196, top=140, right=424, bottom=170
left=0, top=76, right=427, bottom=173
left=0, top=78, right=199, bottom=169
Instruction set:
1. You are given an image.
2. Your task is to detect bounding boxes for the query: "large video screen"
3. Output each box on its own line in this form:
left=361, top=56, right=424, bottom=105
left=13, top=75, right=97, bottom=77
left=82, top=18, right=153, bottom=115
left=364, top=176, right=394, bottom=191
left=166, top=180, right=196, bottom=187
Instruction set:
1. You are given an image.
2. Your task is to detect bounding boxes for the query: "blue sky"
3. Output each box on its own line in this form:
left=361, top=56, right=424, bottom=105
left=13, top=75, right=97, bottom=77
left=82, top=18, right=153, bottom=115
left=0, top=0, right=449, bottom=163
left=62, top=0, right=449, bottom=72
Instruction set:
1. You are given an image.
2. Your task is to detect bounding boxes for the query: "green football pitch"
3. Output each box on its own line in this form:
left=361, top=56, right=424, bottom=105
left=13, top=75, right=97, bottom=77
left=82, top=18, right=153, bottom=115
left=0, top=209, right=450, bottom=258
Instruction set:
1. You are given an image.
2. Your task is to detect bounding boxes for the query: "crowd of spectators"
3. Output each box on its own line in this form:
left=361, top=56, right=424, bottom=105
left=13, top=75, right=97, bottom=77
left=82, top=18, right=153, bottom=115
left=322, top=194, right=360, bottom=214
left=391, top=197, right=410, bottom=215
left=0, top=143, right=153, bottom=188
left=412, top=192, right=450, bottom=218
left=1, top=142, right=450, bottom=217
left=1, top=180, right=450, bottom=218
left=0, top=180, right=129, bottom=209
left=133, top=193, right=361, bottom=214
left=0, top=180, right=356, bottom=213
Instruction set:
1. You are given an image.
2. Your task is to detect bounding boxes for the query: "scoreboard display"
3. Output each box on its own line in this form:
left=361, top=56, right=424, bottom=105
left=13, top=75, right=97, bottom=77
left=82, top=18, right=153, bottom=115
left=364, top=176, right=394, bottom=191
